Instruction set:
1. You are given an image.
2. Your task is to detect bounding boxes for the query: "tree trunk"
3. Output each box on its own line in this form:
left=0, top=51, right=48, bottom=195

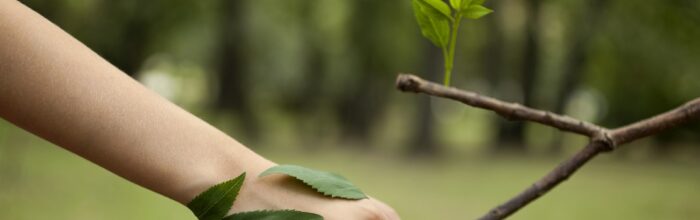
left=549, top=0, right=605, bottom=154
left=408, top=42, right=442, bottom=156
left=486, top=0, right=537, bottom=152
left=334, top=0, right=394, bottom=146
left=215, top=0, right=259, bottom=142
left=119, top=19, right=150, bottom=77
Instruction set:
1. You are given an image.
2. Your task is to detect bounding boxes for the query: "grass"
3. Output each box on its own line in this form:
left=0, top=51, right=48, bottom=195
left=263, top=150, right=700, bottom=220
left=1, top=126, right=699, bottom=219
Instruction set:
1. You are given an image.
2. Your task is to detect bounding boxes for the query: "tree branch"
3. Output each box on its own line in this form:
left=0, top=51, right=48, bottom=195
left=394, top=73, right=700, bottom=219
left=396, top=74, right=606, bottom=138
left=610, top=98, right=700, bottom=147
left=478, top=141, right=606, bottom=220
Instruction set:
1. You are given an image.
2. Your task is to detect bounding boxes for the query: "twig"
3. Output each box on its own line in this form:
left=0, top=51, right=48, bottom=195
left=610, top=98, right=700, bottom=147
left=479, top=141, right=606, bottom=220
left=395, top=73, right=700, bottom=219
left=395, top=74, right=606, bottom=138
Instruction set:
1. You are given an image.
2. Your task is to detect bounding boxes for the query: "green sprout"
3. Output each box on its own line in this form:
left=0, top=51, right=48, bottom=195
left=412, top=0, right=493, bottom=86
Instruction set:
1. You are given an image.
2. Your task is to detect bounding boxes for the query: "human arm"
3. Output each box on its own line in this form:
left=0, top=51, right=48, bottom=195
left=0, top=1, right=398, bottom=219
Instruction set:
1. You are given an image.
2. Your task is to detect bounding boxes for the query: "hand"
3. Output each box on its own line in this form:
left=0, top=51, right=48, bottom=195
left=232, top=167, right=400, bottom=220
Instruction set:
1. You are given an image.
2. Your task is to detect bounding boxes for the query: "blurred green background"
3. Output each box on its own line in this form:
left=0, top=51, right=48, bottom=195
left=1, top=0, right=700, bottom=219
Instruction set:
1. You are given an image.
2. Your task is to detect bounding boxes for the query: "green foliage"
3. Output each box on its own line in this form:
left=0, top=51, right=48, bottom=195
left=463, top=5, right=493, bottom=19
left=259, top=165, right=367, bottom=200
left=412, top=0, right=451, bottom=48
left=412, top=0, right=493, bottom=86
left=187, top=173, right=246, bottom=220
left=449, top=0, right=475, bottom=10
left=188, top=165, right=367, bottom=220
left=421, top=0, right=453, bottom=18
left=223, top=210, right=323, bottom=220
left=187, top=172, right=326, bottom=220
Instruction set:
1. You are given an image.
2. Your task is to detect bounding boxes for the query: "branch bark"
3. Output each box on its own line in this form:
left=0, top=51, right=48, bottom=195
left=395, top=73, right=700, bottom=219
left=610, top=98, right=700, bottom=146
left=479, top=141, right=606, bottom=219
left=396, top=74, right=608, bottom=139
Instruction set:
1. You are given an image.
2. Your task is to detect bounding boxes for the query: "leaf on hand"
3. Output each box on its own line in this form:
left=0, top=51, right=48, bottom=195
left=463, top=4, right=493, bottom=19
left=259, top=165, right=367, bottom=200
left=187, top=173, right=246, bottom=220
left=412, top=0, right=452, bottom=48
left=223, top=210, right=323, bottom=220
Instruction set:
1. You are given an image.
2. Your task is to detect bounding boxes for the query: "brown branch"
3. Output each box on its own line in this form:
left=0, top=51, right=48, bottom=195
left=396, top=74, right=606, bottom=138
left=610, top=98, right=700, bottom=146
left=478, top=141, right=607, bottom=220
left=394, top=73, right=700, bottom=219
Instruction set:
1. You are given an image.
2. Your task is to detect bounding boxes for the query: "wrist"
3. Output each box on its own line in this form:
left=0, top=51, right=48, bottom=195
left=175, top=142, right=276, bottom=205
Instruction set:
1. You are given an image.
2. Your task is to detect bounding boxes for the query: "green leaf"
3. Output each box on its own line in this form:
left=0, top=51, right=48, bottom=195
left=223, top=210, right=323, bottom=220
left=451, top=0, right=476, bottom=10
left=259, top=165, right=367, bottom=200
left=187, top=173, right=246, bottom=220
left=421, top=0, right=452, bottom=18
left=470, top=0, right=485, bottom=6
left=449, top=0, right=462, bottom=10
left=412, top=0, right=452, bottom=48
left=463, top=4, right=493, bottom=19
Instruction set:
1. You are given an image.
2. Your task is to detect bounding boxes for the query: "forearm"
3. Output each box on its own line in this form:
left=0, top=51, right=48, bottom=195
left=0, top=1, right=272, bottom=204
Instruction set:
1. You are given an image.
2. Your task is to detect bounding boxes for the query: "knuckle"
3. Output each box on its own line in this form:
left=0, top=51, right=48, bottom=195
left=367, top=211, right=385, bottom=220
left=362, top=204, right=386, bottom=220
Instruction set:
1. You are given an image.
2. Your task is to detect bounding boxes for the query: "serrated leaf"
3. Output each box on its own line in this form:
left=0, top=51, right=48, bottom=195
left=187, top=173, right=246, bottom=220
left=259, top=165, right=367, bottom=200
left=463, top=4, right=493, bottom=19
left=223, top=210, right=323, bottom=220
left=421, top=0, right=452, bottom=18
left=412, top=0, right=452, bottom=48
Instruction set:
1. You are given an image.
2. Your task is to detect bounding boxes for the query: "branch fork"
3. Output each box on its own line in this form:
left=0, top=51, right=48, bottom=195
left=395, top=73, right=700, bottom=219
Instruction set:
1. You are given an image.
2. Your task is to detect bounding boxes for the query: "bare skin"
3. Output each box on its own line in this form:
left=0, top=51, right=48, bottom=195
left=0, top=1, right=399, bottom=219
